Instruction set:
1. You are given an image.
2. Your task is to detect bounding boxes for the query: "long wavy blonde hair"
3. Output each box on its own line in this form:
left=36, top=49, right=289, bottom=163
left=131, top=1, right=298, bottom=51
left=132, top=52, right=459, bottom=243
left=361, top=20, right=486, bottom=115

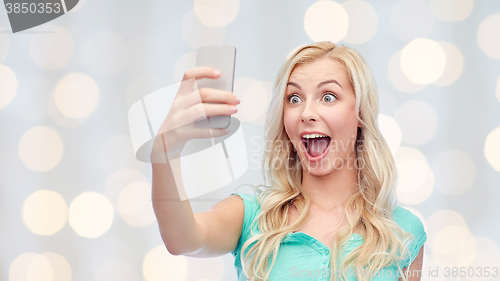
left=238, top=42, right=414, bottom=281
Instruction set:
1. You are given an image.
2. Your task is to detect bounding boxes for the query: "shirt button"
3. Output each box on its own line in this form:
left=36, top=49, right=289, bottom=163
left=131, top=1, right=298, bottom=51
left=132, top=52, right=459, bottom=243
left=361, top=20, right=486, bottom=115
left=349, top=237, right=354, bottom=241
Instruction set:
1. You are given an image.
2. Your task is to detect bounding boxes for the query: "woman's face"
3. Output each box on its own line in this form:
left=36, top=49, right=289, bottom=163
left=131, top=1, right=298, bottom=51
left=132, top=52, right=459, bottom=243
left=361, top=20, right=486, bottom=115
left=283, top=57, right=361, bottom=176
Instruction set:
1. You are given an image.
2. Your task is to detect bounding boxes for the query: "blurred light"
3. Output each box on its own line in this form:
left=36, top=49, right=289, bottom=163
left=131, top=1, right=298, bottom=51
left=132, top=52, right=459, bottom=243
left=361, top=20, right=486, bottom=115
left=233, top=77, right=270, bottom=122
left=19, top=126, right=63, bottom=172
left=426, top=209, right=468, bottom=250
left=485, top=126, right=500, bottom=172
left=0, top=26, right=9, bottom=62
left=387, top=51, right=426, bottom=93
left=29, top=25, right=73, bottom=70
left=430, top=0, right=474, bottom=21
left=126, top=33, right=169, bottom=74
left=390, top=0, right=434, bottom=41
left=118, top=181, right=156, bottom=227
left=478, top=14, right=500, bottom=60
left=432, top=150, right=476, bottom=196
left=0, top=64, right=18, bottom=108
left=22, top=190, right=68, bottom=236
left=105, top=168, right=147, bottom=209
left=143, top=245, right=188, bottom=281
left=182, top=10, right=226, bottom=49
left=432, top=41, right=464, bottom=86
left=304, top=0, right=349, bottom=43
left=378, top=114, right=402, bottom=154
left=194, top=0, right=240, bottom=27
left=342, top=0, right=378, bottom=44
left=84, top=31, right=128, bottom=77
left=41, top=253, right=72, bottom=281
left=9, top=253, right=53, bottom=281
left=432, top=225, right=471, bottom=255
left=54, top=73, right=100, bottom=119
left=401, top=38, right=446, bottom=84
left=394, top=100, right=437, bottom=145
left=394, top=146, right=434, bottom=204
left=100, top=134, right=144, bottom=174
left=68, top=192, right=114, bottom=238
left=174, top=51, right=196, bottom=82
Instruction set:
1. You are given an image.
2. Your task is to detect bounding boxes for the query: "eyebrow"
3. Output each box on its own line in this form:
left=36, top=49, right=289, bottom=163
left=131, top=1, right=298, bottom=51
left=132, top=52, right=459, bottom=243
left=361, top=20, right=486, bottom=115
left=287, top=79, right=343, bottom=90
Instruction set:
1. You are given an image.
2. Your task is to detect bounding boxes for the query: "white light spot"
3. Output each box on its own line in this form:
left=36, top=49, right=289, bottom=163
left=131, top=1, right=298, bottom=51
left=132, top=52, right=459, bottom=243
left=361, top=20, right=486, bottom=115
left=485, top=126, right=500, bottom=172
left=0, top=26, right=10, bottom=62
left=432, top=150, right=475, bottom=196
left=41, top=252, right=72, bottom=281
left=233, top=77, right=270, bottom=123
left=430, top=0, right=474, bottom=21
left=100, top=134, right=144, bottom=174
left=0, top=64, right=18, bottom=108
left=194, top=0, right=240, bottom=27
left=84, top=31, right=128, bottom=77
left=9, top=253, right=53, bottom=281
left=22, top=190, right=67, bottom=236
left=182, top=10, right=226, bottom=49
left=432, top=41, right=464, bottom=86
left=19, top=127, right=63, bottom=172
left=387, top=51, right=426, bottom=93
left=54, top=73, right=100, bottom=119
left=390, top=0, right=434, bottom=41
left=105, top=169, right=147, bottom=210
left=432, top=225, right=471, bottom=255
left=401, top=38, right=446, bottom=84
left=394, top=100, right=437, bottom=145
left=29, top=25, right=73, bottom=70
left=143, top=245, right=188, bottom=281
left=478, top=14, right=500, bottom=60
left=304, top=1, right=349, bottom=43
left=394, top=147, right=434, bottom=205
left=342, top=0, right=378, bottom=44
left=174, top=51, right=197, bottom=83
left=426, top=209, right=469, bottom=261
left=378, top=114, right=402, bottom=154
left=118, top=181, right=156, bottom=227
left=68, top=192, right=114, bottom=238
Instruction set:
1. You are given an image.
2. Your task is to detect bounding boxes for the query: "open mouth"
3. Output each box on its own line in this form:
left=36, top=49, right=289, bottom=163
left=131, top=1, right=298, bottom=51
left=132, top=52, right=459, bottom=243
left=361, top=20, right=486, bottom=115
left=301, top=136, right=331, bottom=159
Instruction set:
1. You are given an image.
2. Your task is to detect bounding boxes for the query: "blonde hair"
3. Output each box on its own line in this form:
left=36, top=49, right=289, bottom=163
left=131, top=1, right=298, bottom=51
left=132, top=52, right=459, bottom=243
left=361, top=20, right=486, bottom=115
left=238, top=42, right=414, bottom=281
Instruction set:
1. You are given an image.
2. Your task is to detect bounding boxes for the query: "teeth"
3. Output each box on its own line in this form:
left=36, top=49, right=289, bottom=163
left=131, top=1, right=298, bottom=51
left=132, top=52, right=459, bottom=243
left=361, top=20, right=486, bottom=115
left=302, top=133, right=329, bottom=139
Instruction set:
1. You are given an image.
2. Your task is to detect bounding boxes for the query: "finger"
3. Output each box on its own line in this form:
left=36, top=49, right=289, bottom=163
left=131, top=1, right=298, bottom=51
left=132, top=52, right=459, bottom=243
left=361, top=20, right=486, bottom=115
left=182, top=67, right=221, bottom=82
left=180, top=103, right=237, bottom=123
left=198, top=88, right=240, bottom=105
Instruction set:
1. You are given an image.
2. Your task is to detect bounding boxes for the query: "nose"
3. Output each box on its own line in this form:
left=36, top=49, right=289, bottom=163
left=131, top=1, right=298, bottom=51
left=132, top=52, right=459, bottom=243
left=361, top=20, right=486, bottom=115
left=300, top=100, right=318, bottom=123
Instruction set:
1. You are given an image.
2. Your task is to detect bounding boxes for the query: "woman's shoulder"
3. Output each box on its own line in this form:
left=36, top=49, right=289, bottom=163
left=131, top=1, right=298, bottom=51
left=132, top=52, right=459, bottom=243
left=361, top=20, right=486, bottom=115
left=392, top=205, right=426, bottom=239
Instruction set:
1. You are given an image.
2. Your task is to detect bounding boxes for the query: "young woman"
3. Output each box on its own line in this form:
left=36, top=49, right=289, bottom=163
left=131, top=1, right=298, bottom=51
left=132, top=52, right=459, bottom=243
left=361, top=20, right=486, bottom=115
left=151, top=41, right=426, bottom=281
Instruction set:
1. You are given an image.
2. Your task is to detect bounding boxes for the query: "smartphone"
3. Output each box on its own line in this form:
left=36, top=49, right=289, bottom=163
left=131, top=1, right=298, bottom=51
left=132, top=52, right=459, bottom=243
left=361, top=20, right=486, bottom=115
left=194, top=45, right=237, bottom=129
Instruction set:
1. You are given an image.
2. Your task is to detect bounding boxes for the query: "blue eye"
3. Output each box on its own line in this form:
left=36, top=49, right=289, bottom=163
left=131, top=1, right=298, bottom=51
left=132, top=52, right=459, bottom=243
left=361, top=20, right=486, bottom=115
left=288, top=94, right=302, bottom=104
left=323, top=93, right=337, bottom=102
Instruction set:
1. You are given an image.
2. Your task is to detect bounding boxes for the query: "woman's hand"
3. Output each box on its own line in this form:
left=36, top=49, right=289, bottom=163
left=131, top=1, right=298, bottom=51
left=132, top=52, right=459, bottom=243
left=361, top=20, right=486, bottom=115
left=150, top=67, right=240, bottom=163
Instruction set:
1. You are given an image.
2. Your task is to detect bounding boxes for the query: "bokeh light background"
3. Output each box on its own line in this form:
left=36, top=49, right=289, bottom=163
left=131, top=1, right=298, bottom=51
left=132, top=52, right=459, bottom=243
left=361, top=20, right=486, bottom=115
left=1, top=0, right=500, bottom=280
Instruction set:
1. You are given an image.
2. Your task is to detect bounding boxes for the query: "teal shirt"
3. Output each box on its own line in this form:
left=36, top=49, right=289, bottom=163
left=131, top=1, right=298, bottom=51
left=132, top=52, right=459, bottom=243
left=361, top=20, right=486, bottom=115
left=230, top=192, right=427, bottom=281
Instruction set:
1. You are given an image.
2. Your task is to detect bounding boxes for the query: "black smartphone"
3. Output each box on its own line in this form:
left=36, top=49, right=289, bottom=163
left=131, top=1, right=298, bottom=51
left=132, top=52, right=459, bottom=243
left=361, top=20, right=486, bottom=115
left=194, top=44, right=237, bottom=129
